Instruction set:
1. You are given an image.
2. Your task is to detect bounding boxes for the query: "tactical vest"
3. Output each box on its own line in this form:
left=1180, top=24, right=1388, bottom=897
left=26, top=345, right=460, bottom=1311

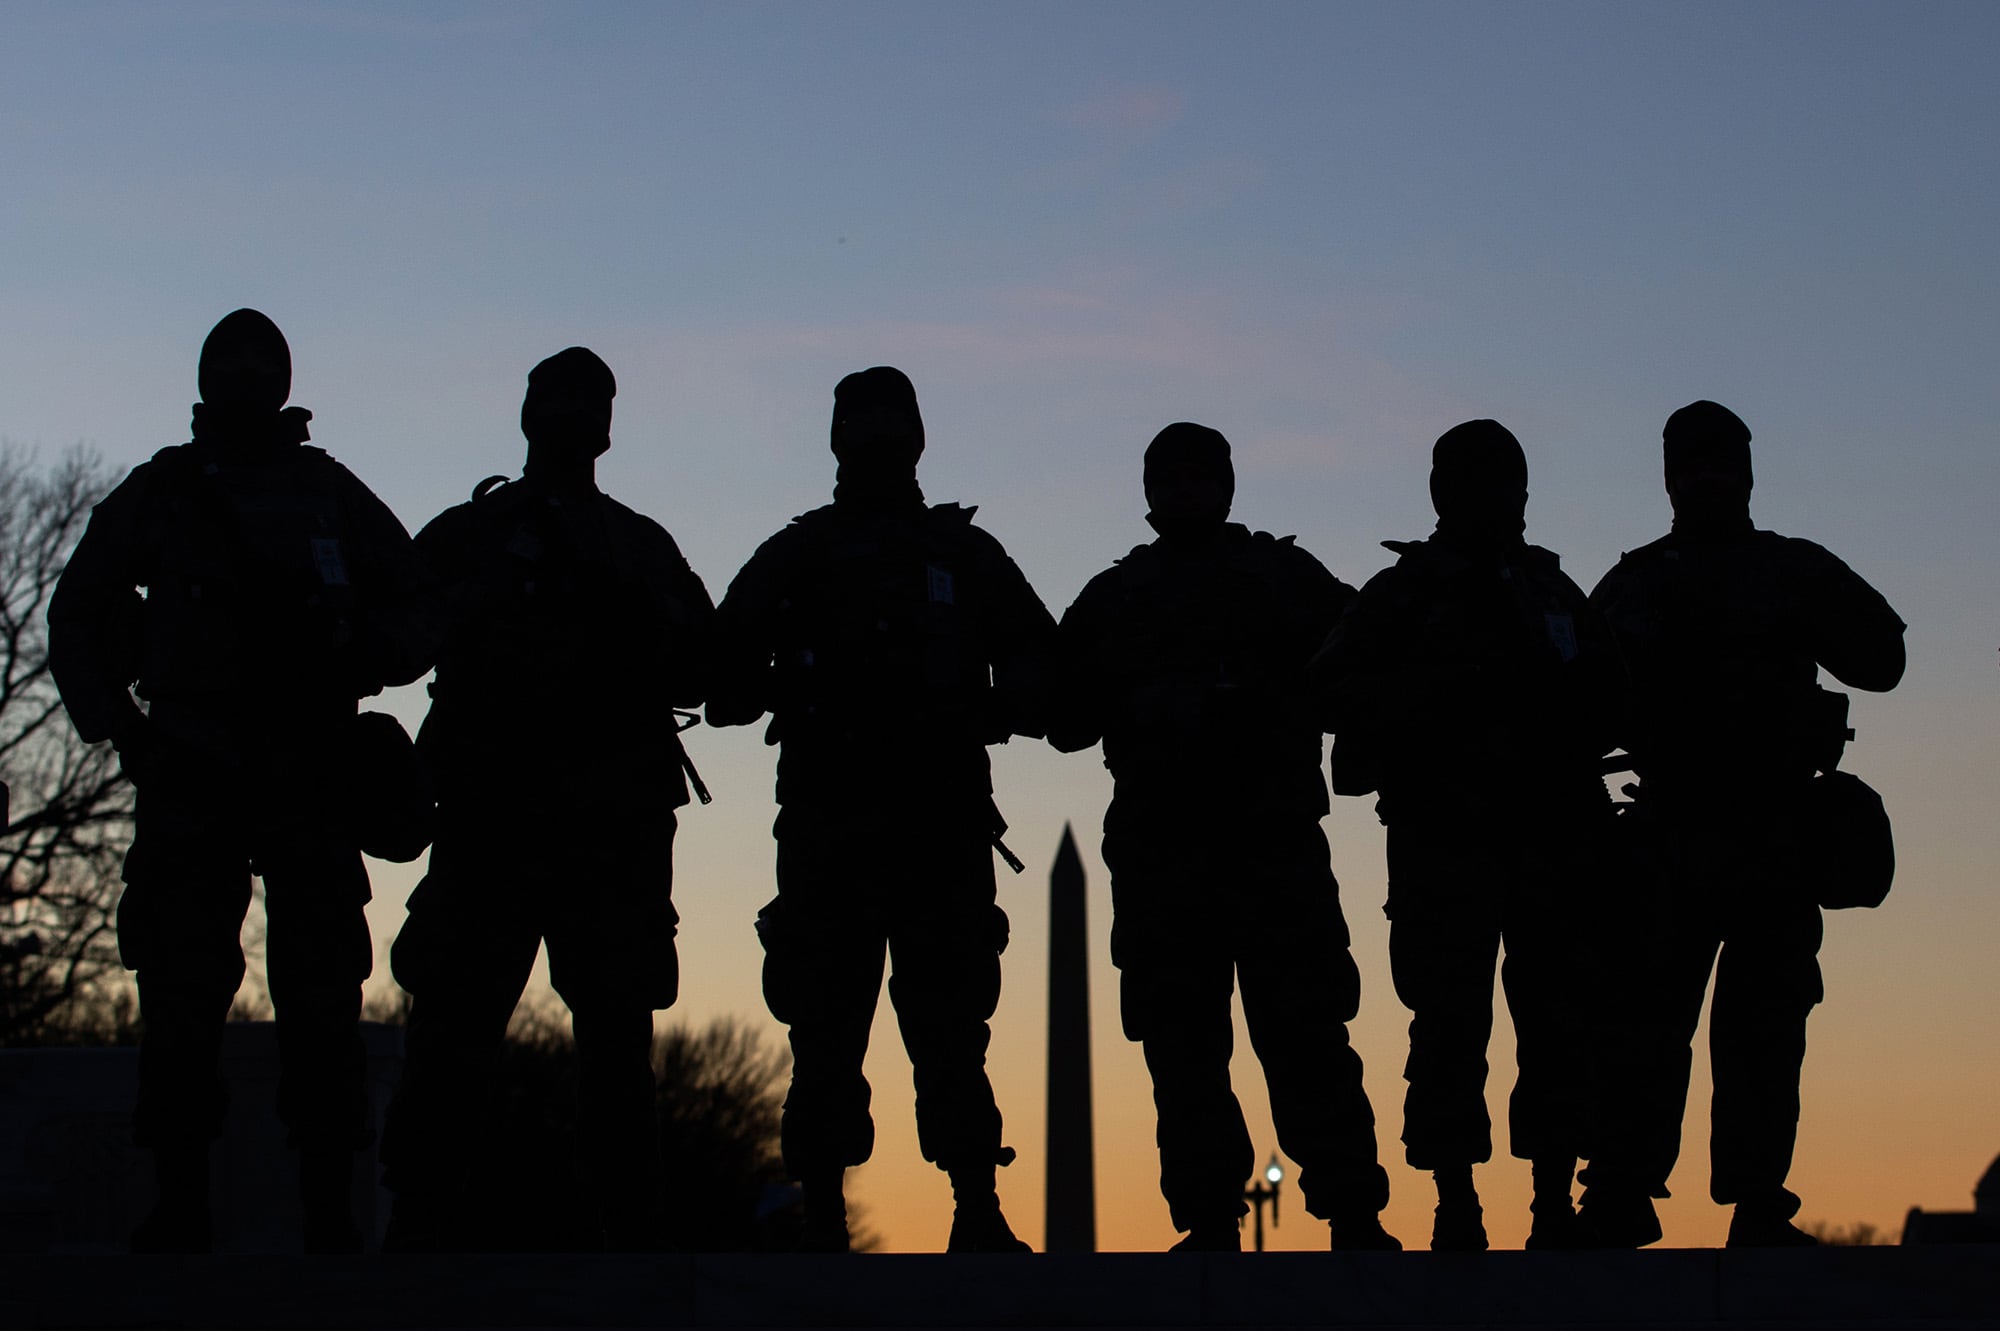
left=134, top=444, right=364, bottom=701
left=766, top=502, right=991, bottom=746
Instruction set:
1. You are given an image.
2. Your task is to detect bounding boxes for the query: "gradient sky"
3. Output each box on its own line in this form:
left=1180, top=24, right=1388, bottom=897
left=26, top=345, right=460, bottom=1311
left=5, top=1, right=1996, bottom=1252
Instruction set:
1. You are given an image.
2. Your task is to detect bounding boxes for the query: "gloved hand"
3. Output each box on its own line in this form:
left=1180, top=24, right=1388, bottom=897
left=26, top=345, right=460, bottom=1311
left=110, top=709, right=160, bottom=789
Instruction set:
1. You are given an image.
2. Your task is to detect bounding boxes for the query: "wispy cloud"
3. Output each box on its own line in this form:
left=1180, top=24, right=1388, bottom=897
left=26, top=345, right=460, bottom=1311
left=1051, top=83, right=1187, bottom=144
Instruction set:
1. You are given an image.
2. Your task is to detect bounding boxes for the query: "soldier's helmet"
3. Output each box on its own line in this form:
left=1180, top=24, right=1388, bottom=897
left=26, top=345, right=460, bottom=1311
left=199, top=309, right=292, bottom=411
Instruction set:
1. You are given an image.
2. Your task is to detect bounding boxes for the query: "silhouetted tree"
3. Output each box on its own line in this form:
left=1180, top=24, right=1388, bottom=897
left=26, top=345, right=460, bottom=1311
left=455, top=999, right=876, bottom=1251
left=1800, top=1219, right=1890, bottom=1246
left=0, top=445, right=133, bottom=1044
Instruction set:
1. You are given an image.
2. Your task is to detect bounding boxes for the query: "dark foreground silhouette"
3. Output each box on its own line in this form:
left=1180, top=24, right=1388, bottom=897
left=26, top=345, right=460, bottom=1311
left=1579, top=401, right=1907, bottom=1248
left=47, top=309, right=432, bottom=1251
left=707, top=367, right=1055, bottom=1253
left=1311, top=419, right=1623, bottom=1251
left=1049, top=423, right=1396, bottom=1252
left=36, top=313, right=1920, bottom=1259
left=379, top=347, right=716, bottom=1251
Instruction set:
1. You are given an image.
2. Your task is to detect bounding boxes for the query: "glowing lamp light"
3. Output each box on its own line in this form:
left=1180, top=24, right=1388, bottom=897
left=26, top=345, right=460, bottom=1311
left=1265, top=1155, right=1284, bottom=1186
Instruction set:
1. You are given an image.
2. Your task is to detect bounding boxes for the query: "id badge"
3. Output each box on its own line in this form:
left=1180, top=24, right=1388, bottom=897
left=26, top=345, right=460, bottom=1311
left=1544, top=611, right=1578, bottom=662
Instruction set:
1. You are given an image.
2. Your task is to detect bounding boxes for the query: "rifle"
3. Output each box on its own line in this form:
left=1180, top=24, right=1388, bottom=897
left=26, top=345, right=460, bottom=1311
left=989, top=797, right=1025, bottom=874
left=671, top=709, right=713, bottom=805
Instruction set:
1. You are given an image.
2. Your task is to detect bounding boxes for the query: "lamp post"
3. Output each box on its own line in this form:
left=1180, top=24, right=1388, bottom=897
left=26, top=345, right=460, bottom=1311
left=1244, top=1153, right=1283, bottom=1252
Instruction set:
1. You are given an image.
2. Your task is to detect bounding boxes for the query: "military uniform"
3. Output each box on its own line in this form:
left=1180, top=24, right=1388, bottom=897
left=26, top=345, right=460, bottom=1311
left=1053, top=520, right=1392, bottom=1241
left=48, top=346, right=428, bottom=1248
left=1315, top=531, right=1621, bottom=1183
left=381, top=349, right=715, bottom=1248
left=1586, top=523, right=1904, bottom=1226
left=711, top=486, right=1054, bottom=1230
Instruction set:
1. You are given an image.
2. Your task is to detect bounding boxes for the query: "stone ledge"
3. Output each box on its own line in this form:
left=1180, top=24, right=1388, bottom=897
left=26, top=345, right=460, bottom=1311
left=3, top=1247, right=1996, bottom=1330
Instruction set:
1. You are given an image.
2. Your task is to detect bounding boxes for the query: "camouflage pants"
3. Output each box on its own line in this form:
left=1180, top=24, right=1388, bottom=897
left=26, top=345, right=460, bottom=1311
left=758, top=804, right=1011, bottom=1179
left=1584, top=799, right=1823, bottom=1215
left=1103, top=802, right=1389, bottom=1231
left=381, top=808, right=677, bottom=1242
left=118, top=766, right=373, bottom=1153
left=1383, top=820, right=1596, bottom=1171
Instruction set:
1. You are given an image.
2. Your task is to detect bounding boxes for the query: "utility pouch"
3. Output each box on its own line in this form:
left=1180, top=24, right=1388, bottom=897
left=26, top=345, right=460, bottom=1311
left=345, top=710, right=436, bottom=863
left=1802, top=769, right=1894, bottom=910
left=1800, top=687, right=1854, bottom=774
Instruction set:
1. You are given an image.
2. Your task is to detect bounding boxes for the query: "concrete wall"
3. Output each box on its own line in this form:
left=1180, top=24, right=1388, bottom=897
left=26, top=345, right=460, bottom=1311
left=0, top=1021, right=403, bottom=1254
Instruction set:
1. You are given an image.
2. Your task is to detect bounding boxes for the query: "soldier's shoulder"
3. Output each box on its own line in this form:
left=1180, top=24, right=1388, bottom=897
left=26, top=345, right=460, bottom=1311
left=1759, top=529, right=1836, bottom=561
left=928, top=500, right=980, bottom=526
left=1620, top=531, right=1676, bottom=560
left=1755, top=530, right=1872, bottom=586
left=938, top=504, right=1029, bottom=566
left=784, top=501, right=840, bottom=533
left=929, top=500, right=990, bottom=543
left=748, top=506, right=831, bottom=563
left=1083, top=546, right=1154, bottom=592
left=1248, top=526, right=1323, bottom=566
left=1602, top=532, right=1677, bottom=573
left=1377, top=534, right=1446, bottom=575
left=1110, top=539, right=1160, bottom=569
left=415, top=495, right=480, bottom=539
left=293, top=443, right=354, bottom=481
left=1353, top=538, right=1440, bottom=598
left=599, top=492, right=683, bottom=548
left=118, top=448, right=185, bottom=490
left=294, top=445, right=394, bottom=504
left=1248, top=527, right=1350, bottom=589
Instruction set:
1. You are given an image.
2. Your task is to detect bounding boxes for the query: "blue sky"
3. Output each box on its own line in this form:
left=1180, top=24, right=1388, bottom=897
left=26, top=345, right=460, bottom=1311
left=5, top=1, right=1996, bottom=1250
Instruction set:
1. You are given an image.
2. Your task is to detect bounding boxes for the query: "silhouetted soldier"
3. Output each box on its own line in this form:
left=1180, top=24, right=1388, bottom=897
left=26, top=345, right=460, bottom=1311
left=380, top=348, right=714, bottom=1250
left=1050, top=423, right=1399, bottom=1252
left=708, top=367, right=1054, bottom=1253
left=47, top=309, right=430, bottom=1251
left=1311, top=421, right=1623, bottom=1251
left=1580, top=401, right=1905, bottom=1247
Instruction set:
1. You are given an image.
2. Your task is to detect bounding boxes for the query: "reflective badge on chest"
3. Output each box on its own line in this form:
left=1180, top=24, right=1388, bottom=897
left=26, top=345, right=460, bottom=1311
left=311, top=537, right=350, bottom=586
left=1544, top=611, right=1578, bottom=662
left=927, top=563, right=955, bottom=605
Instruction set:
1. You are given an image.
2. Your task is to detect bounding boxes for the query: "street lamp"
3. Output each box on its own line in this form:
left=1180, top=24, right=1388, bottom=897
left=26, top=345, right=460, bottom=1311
left=1244, top=1153, right=1284, bottom=1252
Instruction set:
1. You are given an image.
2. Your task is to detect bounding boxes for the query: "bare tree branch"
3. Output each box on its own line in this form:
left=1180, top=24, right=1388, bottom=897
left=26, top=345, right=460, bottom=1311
left=0, top=443, right=135, bottom=1044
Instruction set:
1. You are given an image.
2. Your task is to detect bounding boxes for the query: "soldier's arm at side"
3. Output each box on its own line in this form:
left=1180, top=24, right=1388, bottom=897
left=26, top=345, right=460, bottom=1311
left=1288, top=543, right=1360, bottom=667
left=1559, top=570, right=1631, bottom=760
left=1045, top=574, right=1115, bottom=754
left=704, top=532, right=791, bottom=729
left=1791, top=539, right=1906, bottom=693
left=633, top=518, right=718, bottom=709
left=973, top=530, right=1059, bottom=742
left=1307, top=564, right=1405, bottom=732
left=339, top=471, right=437, bottom=692
left=47, top=469, right=151, bottom=746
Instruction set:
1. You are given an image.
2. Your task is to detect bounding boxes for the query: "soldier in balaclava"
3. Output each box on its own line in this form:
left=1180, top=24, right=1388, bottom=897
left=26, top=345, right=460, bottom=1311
left=1310, top=420, right=1624, bottom=1251
left=1050, top=423, right=1400, bottom=1251
left=379, top=347, right=715, bottom=1250
left=1579, top=402, right=1905, bottom=1247
left=48, top=309, right=431, bottom=1251
left=708, top=367, right=1055, bottom=1252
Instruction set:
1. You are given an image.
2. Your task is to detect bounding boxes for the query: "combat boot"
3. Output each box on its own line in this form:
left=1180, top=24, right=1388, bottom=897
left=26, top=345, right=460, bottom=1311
left=945, top=1164, right=1032, bottom=1253
left=1726, top=1204, right=1819, bottom=1248
left=131, top=1139, right=212, bottom=1254
left=798, top=1170, right=851, bottom=1253
left=299, top=1147, right=363, bottom=1254
left=1525, top=1156, right=1593, bottom=1250
left=1168, top=1222, right=1241, bottom=1253
left=1576, top=1186, right=1663, bottom=1248
left=1429, top=1165, right=1487, bottom=1252
left=1327, top=1211, right=1403, bottom=1251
